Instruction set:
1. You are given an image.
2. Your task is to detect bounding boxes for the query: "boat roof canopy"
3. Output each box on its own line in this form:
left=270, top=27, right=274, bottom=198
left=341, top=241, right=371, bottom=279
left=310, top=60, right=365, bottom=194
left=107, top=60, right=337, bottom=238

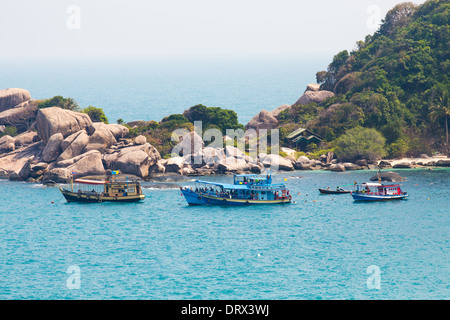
left=74, top=179, right=108, bottom=185
left=234, top=174, right=259, bottom=177
left=362, top=182, right=382, bottom=187
left=195, top=180, right=249, bottom=190
left=362, top=182, right=400, bottom=187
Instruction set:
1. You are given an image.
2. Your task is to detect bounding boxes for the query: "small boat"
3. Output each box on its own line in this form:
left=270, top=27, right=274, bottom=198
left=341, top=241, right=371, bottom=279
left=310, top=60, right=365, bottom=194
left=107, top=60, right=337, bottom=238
left=180, top=173, right=292, bottom=205
left=60, top=178, right=145, bottom=203
left=351, top=182, right=408, bottom=201
left=319, top=187, right=350, bottom=194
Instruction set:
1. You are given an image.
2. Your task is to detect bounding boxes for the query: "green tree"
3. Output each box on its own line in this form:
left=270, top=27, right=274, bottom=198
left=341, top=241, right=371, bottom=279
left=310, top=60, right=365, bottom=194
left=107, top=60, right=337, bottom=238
left=38, top=96, right=80, bottom=111
left=335, top=126, right=386, bottom=162
left=183, top=104, right=244, bottom=134
left=378, top=2, right=418, bottom=37
left=429, top=91, right=449, bottom=154
left=82, top=106, right=109, bottom=124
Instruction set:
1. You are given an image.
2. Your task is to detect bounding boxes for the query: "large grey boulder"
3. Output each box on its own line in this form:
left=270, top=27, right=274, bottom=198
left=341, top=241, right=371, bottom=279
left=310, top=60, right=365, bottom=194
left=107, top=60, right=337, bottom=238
left=343, top=162, right=362, bottom=170
left=294, top=156, right=312, bottom=170
left=436, top=159, right=450, bottom=167
left=43, top=168, right=72, bottom=183
left=328, top=163, right=346, bottom=172
left=102, top=143, right=161, bottom=178
left=84, top=122, right=117, bottom=153
left=0, top=99, right=39, bottom=132
left=217, top=157, right=249, bottom=173
left=14, top=130, right=38, bottom=147
left=57, top=130, right=89, bottom=161
left=134, top=135, right=147, bottom=145
left=393, top=162, right=413, bottom=169
left=106, top=123, right=129, bottom=139
left=0, top=135, right=15, bottom=153
left=202, top=147, right=226, bottom=166
left=261, top=154, right=294, bottom=171
left=370, top=171, right=405, bottom=182
left=245, top=110, right=278, bottom=132
left=0, top=88, right=31, bottom=112
left=164, top=156, right=185, bottom=174
left=42, top=133, right=64, bottom=162
left=0, top=141, right=44, bottom=179
left=63, top=151, right=106, bottom=177
left=35, top=107, right=92, bottom=143
left=293, top=90, right=334, bottom=106
left=305, top=83, right=321, bottom=92
left=269, top=104, right=291, bottom=118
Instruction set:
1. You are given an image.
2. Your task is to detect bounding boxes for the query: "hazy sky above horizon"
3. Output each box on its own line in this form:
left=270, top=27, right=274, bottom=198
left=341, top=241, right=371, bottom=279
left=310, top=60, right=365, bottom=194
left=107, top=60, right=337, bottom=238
left=0, top=0, right=426, bottom=60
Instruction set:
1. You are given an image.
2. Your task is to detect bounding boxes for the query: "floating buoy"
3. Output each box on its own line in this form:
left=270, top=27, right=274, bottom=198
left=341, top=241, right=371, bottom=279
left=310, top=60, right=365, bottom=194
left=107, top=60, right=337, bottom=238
left=313, top=200, right=316, bottom=202
left=51, top=201, right=54, bottom=204
left=298, top=192, right=301, bottom=195
left=427, top=198, right=430, bottom=200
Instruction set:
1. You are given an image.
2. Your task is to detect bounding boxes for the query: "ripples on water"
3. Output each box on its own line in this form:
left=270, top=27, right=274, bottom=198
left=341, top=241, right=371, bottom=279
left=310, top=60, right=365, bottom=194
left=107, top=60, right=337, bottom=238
left=0, top=169, right=449, bottom=299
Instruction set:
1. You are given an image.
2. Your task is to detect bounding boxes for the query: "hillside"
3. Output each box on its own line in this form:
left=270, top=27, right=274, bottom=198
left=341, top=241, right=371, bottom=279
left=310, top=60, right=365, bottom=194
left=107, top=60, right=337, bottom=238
left=278, top=0, right=449, bottom=158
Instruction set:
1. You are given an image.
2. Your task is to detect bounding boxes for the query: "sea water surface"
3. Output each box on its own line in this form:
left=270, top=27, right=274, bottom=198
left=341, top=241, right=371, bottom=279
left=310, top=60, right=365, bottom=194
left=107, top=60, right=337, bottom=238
left=0, top=169, right=448, bottom=299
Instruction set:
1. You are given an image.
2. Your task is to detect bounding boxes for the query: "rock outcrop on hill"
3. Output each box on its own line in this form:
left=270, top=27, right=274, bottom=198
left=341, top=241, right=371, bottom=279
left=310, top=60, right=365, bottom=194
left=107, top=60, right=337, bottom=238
left=2, top=87, right=450, bottom=184
left=36, top=107, right=92, bottom=143
left=0, top=88, right=31, bottom=112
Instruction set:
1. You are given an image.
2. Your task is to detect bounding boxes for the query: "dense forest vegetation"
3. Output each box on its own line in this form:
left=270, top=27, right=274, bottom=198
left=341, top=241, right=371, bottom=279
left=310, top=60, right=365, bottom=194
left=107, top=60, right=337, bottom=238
left=279, top=0, right=449, bottom=158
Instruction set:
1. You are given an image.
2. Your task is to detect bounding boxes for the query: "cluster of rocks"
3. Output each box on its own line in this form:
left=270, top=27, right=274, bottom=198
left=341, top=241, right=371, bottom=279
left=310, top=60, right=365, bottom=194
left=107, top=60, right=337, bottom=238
left=245, top=83, right=334, bottom=132
left=0, top=88, right=164, bottom=183
left=152, top=141, right=376, bottom=176
left=2, top=87, right=449, bottom=184
left=378, top=155, right=450, bottom=169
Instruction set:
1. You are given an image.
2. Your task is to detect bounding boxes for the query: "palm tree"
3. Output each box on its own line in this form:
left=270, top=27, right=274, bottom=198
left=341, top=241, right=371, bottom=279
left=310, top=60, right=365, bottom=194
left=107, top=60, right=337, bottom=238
left=429, top=92, right=449, bottom=155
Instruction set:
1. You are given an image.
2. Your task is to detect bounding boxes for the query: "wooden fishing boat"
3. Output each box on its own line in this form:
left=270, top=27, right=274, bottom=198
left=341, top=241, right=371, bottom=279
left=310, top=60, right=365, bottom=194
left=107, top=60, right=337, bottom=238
left=60, top=178, right=145, bottom=203
left=318, top=188, right=350, bottom=194
left=351, top=182, right=408, bottom=201
left=180, top=173, right=292, bottom=205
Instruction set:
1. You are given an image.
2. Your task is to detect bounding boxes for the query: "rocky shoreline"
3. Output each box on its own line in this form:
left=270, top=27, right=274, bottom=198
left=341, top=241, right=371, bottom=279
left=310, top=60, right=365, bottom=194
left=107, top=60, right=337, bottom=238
left=1, top=87, right=449, bottom=184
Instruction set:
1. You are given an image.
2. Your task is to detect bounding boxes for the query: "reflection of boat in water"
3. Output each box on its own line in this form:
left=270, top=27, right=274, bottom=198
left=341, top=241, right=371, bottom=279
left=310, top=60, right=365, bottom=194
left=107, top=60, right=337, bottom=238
left=318, top=187, right=350, bottom=194
left=60, top=178, right=145, bottom=203
left=180, top=173, right=292, bottom=205
left=351, top=182, right=408, bottom=201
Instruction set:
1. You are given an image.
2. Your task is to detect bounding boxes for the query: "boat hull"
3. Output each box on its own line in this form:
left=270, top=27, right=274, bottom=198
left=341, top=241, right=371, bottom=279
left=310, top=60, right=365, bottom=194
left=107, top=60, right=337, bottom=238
left=351, top=192, right=408, bottom=201
left=318, top=189, right=350, bottom=194
left=60, top=188, right=145, bottom=203
left=181, top=189, right=291, bottom=206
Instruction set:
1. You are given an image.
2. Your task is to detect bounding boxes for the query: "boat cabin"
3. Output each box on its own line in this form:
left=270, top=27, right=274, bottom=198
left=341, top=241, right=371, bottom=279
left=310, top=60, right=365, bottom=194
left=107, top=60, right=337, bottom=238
left=355, top=182, right=403, bottom=196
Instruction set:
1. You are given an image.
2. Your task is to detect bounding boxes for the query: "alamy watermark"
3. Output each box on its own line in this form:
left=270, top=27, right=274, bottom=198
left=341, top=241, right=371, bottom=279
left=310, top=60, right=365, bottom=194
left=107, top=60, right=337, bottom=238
left=66, top=265, right=81, bottom=289
left=366, top=265, right=381, bottom=290
left=366, top=5, right=382, bottom=31
left=66, top=5, right=81, bottom=30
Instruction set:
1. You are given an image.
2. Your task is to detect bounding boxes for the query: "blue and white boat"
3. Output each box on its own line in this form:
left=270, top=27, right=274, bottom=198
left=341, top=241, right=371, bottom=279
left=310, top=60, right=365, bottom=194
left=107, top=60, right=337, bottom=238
left=180, top=173, right=292, bottom=205
left=351, top=182, right=409, bottom=201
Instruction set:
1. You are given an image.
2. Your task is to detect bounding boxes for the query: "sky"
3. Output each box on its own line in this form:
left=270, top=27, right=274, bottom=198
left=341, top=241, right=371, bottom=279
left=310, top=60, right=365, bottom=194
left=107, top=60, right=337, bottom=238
left=0, top=0, right=427, bottom=59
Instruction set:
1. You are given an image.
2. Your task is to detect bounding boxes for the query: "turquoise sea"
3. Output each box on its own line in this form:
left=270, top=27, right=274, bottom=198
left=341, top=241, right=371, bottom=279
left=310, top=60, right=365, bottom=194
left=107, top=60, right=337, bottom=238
left=0, top=169, right=448, bottom=299
left=0, top=55, right=329, bottom=125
